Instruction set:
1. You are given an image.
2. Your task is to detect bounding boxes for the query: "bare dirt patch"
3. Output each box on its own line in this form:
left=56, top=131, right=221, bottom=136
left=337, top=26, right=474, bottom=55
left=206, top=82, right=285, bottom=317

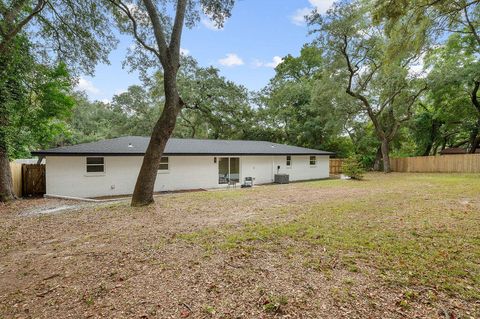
left=1, top=173, right=479, bottom=318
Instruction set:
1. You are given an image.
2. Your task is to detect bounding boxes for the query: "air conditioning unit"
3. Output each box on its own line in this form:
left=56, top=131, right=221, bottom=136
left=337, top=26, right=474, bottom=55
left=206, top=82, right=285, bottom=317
left=274, top=174, right=289, bottom=184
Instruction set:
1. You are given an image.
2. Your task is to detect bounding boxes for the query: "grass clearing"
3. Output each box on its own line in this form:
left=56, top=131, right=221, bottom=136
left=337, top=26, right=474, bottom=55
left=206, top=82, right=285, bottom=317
left=0, top=173, right=479, bottom=318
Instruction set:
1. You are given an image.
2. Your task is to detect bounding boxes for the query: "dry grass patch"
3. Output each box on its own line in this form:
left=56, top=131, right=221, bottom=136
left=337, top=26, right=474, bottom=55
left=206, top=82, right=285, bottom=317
left=0, top=173, right=479, bottom=318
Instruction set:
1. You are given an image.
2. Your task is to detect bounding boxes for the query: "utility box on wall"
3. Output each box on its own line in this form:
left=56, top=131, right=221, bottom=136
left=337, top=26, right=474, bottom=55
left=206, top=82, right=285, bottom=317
left=274, top=174, right=289, bottom=184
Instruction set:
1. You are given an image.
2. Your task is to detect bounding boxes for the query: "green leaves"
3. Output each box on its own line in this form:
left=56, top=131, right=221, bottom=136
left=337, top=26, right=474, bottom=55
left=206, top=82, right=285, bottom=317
left=0, top=36, right=75, bottom=159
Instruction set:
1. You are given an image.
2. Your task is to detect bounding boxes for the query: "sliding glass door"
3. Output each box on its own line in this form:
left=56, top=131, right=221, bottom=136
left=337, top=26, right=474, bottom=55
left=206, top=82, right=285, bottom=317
left=218, top=157, right=240, bottom=184
left=218, top=158, right=229, bottom=184
left=230, top=158, right=239, bottom=182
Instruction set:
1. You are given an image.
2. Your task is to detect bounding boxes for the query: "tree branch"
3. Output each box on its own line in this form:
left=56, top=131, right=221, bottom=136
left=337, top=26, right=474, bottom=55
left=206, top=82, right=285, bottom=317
left=108, top=0, right=161, bottom=60
left=463, top=5, right=480, bottom=47
left=471, top=80, right=480, bottom=113
left=341, top=34, right=384, bottom=137
left=142, top=0, right=170, bottom=68
left=377, top=83, right=407, bottom=116
left=169, top=0, right=187, bottom=68
left=0, top=0, right=46, bottom=53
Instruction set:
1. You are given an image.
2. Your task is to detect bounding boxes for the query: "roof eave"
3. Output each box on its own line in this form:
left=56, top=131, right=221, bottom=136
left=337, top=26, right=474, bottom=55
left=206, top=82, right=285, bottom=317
left=31, top=152, right=335, bottom=157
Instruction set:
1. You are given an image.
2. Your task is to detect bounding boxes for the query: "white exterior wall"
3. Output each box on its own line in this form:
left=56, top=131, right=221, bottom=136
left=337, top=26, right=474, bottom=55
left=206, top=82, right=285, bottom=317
left=45, top=155, right=330, bottom=198
left=273, top=155, right=330, bottom=181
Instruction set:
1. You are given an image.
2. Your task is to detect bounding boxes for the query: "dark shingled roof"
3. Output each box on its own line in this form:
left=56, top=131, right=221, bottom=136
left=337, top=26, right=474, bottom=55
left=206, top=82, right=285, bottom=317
left=439, top=147, right=480, bottom=155
left=32, top=136, right=334, bottom=156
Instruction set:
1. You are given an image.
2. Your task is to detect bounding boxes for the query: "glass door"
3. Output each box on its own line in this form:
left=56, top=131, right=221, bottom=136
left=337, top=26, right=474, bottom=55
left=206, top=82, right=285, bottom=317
left=218, top=157, right=240, bottom=184
left=218, top=157, right=229, bottom=184
left=229, top=157, right=240, bottom=182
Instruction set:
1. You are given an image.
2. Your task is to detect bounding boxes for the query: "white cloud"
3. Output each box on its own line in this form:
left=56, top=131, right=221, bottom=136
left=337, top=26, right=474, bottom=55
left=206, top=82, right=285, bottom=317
left=252, top=56, right=284, bottom=68
left=291, top=7, right=312, bottom=26
left=76, top=77, right=100, bottom=95
left=252, top=59, right=263, bottom=68
left=266, top=56, right=284, bottom=68
left=180, top=48, right=190, bottom=56
left=100, top=98, right=111, bottom=104
left=201, top=18, right=223, bottom=31
left=308, top=0, right=335, bottom=14
left=291, top=0, right=335, bottom=26
left=218, top=53, right=244, bottom=67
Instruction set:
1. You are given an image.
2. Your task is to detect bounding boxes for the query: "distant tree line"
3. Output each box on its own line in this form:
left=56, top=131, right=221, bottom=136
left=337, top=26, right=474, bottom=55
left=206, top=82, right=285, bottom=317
left=1, top=0, right=478, bottom=203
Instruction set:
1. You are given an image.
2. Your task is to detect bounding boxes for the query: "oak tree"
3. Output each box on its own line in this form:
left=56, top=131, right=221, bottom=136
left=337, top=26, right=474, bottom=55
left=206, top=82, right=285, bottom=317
left=107, top=0, right=235, bottom=206
left=0, top=0, right=115, bottom=202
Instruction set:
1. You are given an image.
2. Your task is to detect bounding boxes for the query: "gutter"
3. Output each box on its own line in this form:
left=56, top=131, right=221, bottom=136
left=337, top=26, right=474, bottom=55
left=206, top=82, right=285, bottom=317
left=32, top=152, right=336, bottom=157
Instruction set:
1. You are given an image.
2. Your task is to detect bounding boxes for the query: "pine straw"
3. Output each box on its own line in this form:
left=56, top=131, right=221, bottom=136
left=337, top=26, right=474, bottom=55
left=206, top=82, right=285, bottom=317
left=0, top=173, right=479, bottom=318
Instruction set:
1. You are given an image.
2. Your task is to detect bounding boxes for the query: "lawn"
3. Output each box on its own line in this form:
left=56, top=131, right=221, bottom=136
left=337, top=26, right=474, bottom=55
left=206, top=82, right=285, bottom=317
left=0, top=173, right=479, bottom=318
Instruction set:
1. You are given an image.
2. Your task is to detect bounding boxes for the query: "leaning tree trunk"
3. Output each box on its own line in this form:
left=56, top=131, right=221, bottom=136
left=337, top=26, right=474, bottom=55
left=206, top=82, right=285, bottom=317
left=0, top=45, right=15, bottom=202
left=469, top=81, right=480, bottom=154
left=469, top=120, right=480, bottom=153
left=0, top=144, right=15, bottom=202
left=131, top=82, right=182, bottom=206
left=0, top=98, right=15, bottom=202
left=380, top=138, right=391, bottom=173
left=373, top=146, right=382, bottom=171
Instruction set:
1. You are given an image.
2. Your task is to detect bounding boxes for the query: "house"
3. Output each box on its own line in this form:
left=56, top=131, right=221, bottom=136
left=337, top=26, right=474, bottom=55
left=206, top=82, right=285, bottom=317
left=32, top=136, right=334, bottom=198
left=439, top=147, right=480, bottom=155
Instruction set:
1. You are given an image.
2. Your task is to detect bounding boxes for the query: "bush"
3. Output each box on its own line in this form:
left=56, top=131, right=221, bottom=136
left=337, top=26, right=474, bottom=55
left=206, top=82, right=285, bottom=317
left=341, top=156, right=365, bottom=180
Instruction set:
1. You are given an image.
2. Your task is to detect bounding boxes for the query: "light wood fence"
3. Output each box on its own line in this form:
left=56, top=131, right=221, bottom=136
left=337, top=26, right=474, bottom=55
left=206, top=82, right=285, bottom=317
left=10, top=162, right=23, bottom=197
left=329, top=159, right=344, bottom=175
left=390, top=154, right=480, bottom=173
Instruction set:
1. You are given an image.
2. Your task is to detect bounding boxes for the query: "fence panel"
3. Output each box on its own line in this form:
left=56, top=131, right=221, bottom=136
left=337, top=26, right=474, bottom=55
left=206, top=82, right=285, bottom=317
left=10, top=163, right=23, bottom=197
left=390, top=154, right=480, bottom=173
left=329, top=159, right=344, bottom=175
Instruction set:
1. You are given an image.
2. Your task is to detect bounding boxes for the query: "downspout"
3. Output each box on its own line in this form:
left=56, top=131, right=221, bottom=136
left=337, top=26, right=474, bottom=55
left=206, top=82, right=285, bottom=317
left=271, top=156, right=275, bottom=182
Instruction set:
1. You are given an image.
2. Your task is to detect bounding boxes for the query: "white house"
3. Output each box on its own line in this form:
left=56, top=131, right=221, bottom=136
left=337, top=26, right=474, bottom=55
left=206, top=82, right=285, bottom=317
left=32, top=136, right=334, bottom=198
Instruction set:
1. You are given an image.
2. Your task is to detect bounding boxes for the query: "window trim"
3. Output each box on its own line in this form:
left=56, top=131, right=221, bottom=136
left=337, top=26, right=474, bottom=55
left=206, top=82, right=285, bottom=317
left=309, top=155, right=316, bottom=166
left=158, top=156, right=169, bottom=173
left=85, top=157, right=105, bottom=175
left=286, top=155, right=292, bottom=168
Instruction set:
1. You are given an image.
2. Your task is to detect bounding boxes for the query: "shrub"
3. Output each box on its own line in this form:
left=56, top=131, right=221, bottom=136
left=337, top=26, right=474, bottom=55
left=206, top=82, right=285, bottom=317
left=341, top=156, right=365, bottom=180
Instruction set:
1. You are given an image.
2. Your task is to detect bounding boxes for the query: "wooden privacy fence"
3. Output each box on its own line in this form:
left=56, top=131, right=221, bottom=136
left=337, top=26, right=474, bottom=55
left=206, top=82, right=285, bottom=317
left=10, top=163, right=23, bottom=197
left=330, top=159, right=344, bottom=174
left=10, top=163, right=46, bottom=197
left=390, top=154, right=480, bottom=173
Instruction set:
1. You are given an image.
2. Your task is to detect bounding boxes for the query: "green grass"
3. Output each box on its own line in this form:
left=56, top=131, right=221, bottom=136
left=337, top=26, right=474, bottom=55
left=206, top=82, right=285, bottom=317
left=177, top=173, right=480, bottom=300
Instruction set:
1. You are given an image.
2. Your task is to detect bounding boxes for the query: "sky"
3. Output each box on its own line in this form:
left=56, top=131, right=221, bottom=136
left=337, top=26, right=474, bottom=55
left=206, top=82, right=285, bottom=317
left=76, top=0, right=335, bottom=103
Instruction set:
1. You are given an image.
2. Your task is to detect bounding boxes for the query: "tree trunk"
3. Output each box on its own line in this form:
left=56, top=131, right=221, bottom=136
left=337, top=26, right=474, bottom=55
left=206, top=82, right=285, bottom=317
left=381, top=138, right=391, bottom=173
left=373, top=146, right=382, bottom=171
left=469, top=119, right=480, bottom=153
left=130, top=82, right=182, bottom=206
left=0, top=145, right=15, bottom=202
left=423, top=120, right=439, bottom=156
left=469, top=81, right=480, bottom=153
left=0, top=86, right=15, bottom=202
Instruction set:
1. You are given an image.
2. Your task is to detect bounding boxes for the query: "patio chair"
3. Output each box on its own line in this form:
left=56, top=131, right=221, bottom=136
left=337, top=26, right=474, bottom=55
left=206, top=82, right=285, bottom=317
left=242, top=177, right=253, bottom=188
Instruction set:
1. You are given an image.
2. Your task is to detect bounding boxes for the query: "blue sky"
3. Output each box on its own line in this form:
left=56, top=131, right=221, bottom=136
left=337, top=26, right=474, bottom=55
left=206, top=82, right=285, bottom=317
left=76, top=0, right=335, bottom=102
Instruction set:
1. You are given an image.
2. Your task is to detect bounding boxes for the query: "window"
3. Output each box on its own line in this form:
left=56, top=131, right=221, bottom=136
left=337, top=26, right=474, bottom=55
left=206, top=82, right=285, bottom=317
left=310, top=156, right=316, bottom=166
left=158, top=157, right=169, bottom=171
left=286, top=155, right=292, bottom=167
left=86, top=157, right=104, bottom=173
